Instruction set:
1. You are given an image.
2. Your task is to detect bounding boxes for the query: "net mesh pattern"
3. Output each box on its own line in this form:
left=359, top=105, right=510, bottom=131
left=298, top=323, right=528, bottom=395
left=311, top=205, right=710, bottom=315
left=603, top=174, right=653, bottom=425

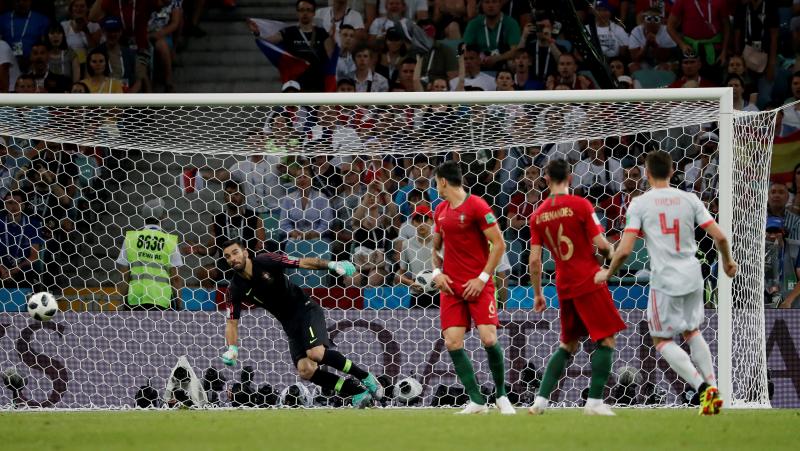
left=0, top=98, right=775, bottom=409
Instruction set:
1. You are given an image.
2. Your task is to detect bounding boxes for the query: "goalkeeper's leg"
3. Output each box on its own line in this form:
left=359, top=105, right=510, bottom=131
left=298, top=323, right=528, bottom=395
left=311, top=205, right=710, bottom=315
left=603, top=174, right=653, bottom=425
left=306, top=345, right=384, bottom=399
left=297, top=358, right=364, bottom=397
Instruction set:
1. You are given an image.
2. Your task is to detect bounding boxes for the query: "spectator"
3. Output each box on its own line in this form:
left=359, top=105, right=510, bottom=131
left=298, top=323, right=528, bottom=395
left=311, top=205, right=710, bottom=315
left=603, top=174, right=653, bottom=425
left=667, top=0, right=730, bottom=84
left=45, top=23, right=80, bottom=83
left=668, top=49, right=717, bottom=88
left=732, top=0, right=779, bottom=83
left=506, top=165, right=547, bottom=279
left=495, top=69, right=514, bottom=90
left=395, top=205, right=435, bottom=297
left=335, top=24, right=357, bottom=81
left=571, top=138, right=622, bottom=203
left=352, top=45, right=389, bottom=92
left=188, top=180, right=265, bottom=288
left=280, top=166, right=334, bottom=241
left=253, top=0, right=334, bottom=93
left=60, top=0, right=102, bottom=67
left=762, top=217, right=800, bottom=308
left=368, top=0, right=407, bottom=42
left=393, top=56, right=416, bottom=91
left=89, top=0, right=155, bottom=55
left=789, top=162, right=800, bottom=207
left=727, top=74, right=759, bottom=111
left=545, top=53, right=594, bottom=89
left=330, top=163, right=366, bottom=248
left=603, top=165, right=645, bottom=241
left=520, top=17, right=561, bottom=84
left=12, top=71, right=34, bottom=92
left=70, top=80, right=89, bottom=92
left=0, top=37, right=20, bottom=92
left=377, top=0, right=428, bottom=21
left=608, top=57, right=640, bottom=88
left=94, top=16, right=140, bottom=92
left=779, top=72, right=800, bottom=136
left=27, top=42, right=70, bottom=93
left=376, top=28, right=408, bottom=82
left=309, top=155, right=342, bottom=199
left=0, top=190, right=43, bottom=289
left=115, top=198, right=183, bottom=311
left=449, top=44, right=494, bottom=91
left=348, top=188, right=397, bottom=287
left=80, top=48, right=123, bottom=93
left=509, top=48, right=541, bottom=90
left=432, top=0, right=475, bottom=39
left=589, top=1, right=629, bottom=59
left=629, top=7, right=677, bottom=71
left=726, top=55, right=757, bottom=98
left=0, top=0, right=50, bottom=71
left=767, top=182, right=800, bottom=242
left=415, top=28, right=458, bottom=82
left=462, top=0, right=521, bottom=70
left=316, top=0, right=366, bottom=45
left=147, top=0, right=182, bottom=93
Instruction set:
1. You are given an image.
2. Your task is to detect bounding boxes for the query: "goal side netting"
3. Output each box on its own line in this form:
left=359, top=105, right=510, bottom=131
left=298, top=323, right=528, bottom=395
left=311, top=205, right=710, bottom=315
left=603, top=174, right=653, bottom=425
left=0, top=91, right=775, bottom=409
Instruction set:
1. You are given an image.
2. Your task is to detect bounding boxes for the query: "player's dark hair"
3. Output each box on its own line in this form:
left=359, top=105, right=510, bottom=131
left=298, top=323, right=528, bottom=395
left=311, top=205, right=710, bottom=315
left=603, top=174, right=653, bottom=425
left=544, top=159, right=570, bottom=183
left=645, top=150, right=673, bottom=179
left=221, top=238, right=244, bottom=250
left=434, top=160, right=462, bottom=187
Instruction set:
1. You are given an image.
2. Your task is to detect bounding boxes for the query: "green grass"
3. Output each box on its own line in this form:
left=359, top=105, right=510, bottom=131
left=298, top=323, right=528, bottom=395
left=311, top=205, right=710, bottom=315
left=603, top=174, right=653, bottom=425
left=2, top=408, right=798, bottom=451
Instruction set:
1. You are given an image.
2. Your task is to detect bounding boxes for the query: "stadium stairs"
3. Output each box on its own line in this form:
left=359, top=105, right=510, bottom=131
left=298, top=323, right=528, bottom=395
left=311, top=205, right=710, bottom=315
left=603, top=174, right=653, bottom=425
left=174, top=0, right=296, bottom=93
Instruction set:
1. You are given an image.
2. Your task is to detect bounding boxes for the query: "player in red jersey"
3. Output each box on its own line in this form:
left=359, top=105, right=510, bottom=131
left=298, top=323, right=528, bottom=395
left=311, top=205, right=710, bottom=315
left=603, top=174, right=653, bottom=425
left=527, top=159, right=626, bottom=416
left=431, top=161, right=515, bottom=415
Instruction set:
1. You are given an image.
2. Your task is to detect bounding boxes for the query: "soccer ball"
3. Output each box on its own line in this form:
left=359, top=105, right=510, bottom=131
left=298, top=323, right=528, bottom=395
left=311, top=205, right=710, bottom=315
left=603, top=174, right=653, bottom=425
left=394, top=376, right=423, bottom=403
left=27, top=292, right=58, bottom=321
left=415, top=270, right=438, bottom=293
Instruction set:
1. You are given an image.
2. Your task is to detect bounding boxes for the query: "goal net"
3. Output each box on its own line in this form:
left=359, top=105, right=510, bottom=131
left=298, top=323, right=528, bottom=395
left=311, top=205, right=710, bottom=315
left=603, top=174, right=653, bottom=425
left=0, top=90, right=775, bottom=409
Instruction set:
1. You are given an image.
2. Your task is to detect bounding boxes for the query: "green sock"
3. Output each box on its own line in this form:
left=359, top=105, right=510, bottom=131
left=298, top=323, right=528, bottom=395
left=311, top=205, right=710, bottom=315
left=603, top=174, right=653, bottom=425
left=538, top=347, right=571, bottom=399
left=484, top=343, right=507, bottom=397
left=588, top=345, right=614, bottom=400
left=448, top=348, right=485, bottom=405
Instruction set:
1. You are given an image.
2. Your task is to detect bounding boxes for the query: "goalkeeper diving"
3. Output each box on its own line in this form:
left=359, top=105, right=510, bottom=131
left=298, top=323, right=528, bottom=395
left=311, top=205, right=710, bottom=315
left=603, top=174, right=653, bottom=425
left=220, top=238, right=383, bottom=407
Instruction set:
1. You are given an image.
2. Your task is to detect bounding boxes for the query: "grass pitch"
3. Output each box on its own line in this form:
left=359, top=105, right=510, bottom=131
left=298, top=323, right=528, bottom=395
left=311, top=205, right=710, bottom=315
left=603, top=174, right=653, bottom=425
left=1, top=408, right=797, bottom=451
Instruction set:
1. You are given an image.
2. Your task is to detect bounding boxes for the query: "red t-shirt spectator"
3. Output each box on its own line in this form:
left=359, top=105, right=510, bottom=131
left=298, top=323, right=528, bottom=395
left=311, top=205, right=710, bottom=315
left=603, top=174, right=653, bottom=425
left=670, top=0, right=728, bottom=40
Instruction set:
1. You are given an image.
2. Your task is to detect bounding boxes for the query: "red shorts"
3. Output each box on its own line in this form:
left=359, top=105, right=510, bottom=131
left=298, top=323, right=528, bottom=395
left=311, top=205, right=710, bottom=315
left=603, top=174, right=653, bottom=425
left=440, top=281, right=498, bottom=330
left=559, top=287, right=626, bottom=343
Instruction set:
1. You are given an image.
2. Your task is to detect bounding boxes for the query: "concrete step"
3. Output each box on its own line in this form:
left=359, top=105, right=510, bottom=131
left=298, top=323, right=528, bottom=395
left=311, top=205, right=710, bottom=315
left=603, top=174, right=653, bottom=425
left=181, top=80, right=279, bottom=92
left=175, top=63, right=275, bottom=83
left=178, top=49, right=271, bottom=67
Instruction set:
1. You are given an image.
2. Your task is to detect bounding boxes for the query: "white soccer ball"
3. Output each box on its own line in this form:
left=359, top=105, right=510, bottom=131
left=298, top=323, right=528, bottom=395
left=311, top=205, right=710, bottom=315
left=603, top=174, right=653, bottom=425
left=394, top=376, right=423, bottom=402
left=27, top=292, right=58, bottom=322
left=616, top=365, right=643, bottom=386
left=415, top=270, right=438, bottom=293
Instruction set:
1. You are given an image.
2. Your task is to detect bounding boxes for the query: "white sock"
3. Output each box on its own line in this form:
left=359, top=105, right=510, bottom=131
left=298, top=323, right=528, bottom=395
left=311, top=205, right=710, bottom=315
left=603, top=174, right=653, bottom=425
left=585, top=398, right=603, bottom=408
left=687, top=333, right=717, bottom=386
left=657, top=341, right=704, bottom=390
left=533, top=396, right=549, bottom=409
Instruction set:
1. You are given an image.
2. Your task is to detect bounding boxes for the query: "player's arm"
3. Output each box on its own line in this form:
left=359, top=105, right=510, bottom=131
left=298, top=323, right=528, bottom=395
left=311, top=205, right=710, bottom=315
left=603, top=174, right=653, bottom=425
left=595, top=231, right=636, bottom=283
left=593, top=232, right=615, bottom=262
left=702, top=221, right=738, bottom=278
left=222, top=290, right=242, bottom=366
left=529, top=243, right=546, bottom=313
left=296, top=256, right=356, bottom=276
left=431, top=231, right=454, bottom=294
left=462, top=225, right=506, bottom=300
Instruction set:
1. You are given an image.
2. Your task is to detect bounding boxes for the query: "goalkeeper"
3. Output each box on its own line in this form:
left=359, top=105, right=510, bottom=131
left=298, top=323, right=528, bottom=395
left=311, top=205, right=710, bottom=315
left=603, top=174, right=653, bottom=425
left=219, top=239, right=382, bottom=407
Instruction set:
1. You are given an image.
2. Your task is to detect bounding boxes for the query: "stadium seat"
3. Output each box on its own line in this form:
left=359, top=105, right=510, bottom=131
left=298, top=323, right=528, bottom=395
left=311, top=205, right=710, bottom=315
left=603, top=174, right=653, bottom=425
left=363, top=286, right=410, bottom=309
left=285, top=239, right=331, bottom=289
left=181, top=288, right=217, bottom=311
left=632, top=69, right=676, bottom=89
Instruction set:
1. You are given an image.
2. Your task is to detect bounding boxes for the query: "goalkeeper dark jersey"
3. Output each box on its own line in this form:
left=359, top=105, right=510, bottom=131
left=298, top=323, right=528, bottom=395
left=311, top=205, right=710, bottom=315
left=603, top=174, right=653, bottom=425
left=226, top=253, right=310, bottom=324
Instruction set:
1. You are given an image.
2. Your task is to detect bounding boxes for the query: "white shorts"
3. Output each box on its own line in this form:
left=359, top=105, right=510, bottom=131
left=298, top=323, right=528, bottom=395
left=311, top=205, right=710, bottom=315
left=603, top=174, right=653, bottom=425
left=647, top=287, right=704, bottom=338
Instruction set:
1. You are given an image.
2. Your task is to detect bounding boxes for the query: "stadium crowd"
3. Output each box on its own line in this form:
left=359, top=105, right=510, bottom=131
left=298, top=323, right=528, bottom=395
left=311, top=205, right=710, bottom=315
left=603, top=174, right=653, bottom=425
left=0, top=0, right=799, bottom=311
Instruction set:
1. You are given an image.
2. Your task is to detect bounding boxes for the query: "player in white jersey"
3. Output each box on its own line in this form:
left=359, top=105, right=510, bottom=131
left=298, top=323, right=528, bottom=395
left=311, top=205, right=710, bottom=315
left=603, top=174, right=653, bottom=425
left=595, top=151, right=737, bottom=416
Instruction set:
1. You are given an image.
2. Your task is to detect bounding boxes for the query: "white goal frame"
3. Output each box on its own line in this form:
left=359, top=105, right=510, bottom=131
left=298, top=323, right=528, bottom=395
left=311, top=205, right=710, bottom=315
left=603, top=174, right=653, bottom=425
left=0, top=88, right=763, bottom=408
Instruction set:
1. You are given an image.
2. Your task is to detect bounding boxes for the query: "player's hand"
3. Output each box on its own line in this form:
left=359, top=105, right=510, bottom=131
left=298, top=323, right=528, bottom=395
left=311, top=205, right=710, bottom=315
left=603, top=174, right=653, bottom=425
left=779, top=299, right=793, bottom=309
left=534, top=294, right=547, bottom=313
left=723, top=260, right=738, bottom=278
left=410, top=283, right=424, bottom=295
left=328, top=260, right=356, bottom=277
left=462, top=278, right=486, bottom=301
left=433, top=273, right=454, bottom=295
left=221, top=345, right=238, bottom=366
left=594, top=269, right=610, bottom=284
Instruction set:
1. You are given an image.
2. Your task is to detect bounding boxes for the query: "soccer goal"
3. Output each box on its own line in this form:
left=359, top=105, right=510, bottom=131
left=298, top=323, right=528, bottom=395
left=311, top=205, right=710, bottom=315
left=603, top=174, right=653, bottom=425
left=0, top=89, right=776, bottom=409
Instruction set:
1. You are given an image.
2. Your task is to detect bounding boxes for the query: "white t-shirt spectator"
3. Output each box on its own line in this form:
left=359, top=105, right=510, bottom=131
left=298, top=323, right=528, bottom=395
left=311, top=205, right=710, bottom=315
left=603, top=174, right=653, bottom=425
left=450, top=72, right=496, bottom=91
left=587, top=23, right=629, bottom=57
left=228, top=156, right=283, bottom=213
left=781, top=100, right=800, bottom=135
left=0, top=39, right=19, bottom=91
left=355, top=70, right=389, bottom=92
left=628, top=24, right=676, bottom=50
left=336, top=52, right=356, bottom=80
left=315, top=7, right=365, bottom=45
left=115, top=224, right=184, bottom=267
left=570, top=157, right=623, bottom=193
left=378, top=0, right=427, bottom=20
left=400, top=235, right=433, bottom=276
left=368, top=17, right=394, bottom=37
left=60, top=19, right=103, bottom=56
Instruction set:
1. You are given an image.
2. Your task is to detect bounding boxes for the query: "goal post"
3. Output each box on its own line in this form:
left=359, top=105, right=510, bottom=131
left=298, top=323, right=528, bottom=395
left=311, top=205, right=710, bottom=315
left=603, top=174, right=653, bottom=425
left=0, top=89, right=775, bottom=409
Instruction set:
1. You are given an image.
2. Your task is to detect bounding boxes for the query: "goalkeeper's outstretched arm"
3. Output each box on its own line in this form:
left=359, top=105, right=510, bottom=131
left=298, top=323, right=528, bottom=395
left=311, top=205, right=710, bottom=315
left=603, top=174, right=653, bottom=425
left=225, top=319, right=239, bottom=347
